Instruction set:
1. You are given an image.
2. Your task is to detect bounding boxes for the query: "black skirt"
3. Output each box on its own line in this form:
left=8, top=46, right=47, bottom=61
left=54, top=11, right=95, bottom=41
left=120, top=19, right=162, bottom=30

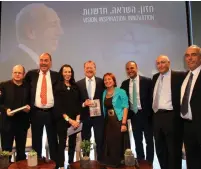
left=101, top=97, right=130, bottom=167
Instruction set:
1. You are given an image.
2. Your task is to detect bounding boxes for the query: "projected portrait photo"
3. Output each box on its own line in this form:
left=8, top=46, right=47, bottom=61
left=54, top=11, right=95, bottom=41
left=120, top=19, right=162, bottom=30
left=0, top=3, right=63, bottom=80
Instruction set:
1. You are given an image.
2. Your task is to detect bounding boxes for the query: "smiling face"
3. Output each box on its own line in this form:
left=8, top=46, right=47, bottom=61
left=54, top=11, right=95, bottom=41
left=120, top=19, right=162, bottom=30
left=126, top=61, right=138, bottom=79
left=104, top=75, right=115, bottom=89
left=39, top=53, right=52, bottom=73
left=12, top=65, right=25, bottom=83
left=185, top=46, right=201, bottom=71
left=156, top=55, right=170, bottom=74
left=84, top=61, right=96, bottom=79
left=62, top=66, right=72, bottom=82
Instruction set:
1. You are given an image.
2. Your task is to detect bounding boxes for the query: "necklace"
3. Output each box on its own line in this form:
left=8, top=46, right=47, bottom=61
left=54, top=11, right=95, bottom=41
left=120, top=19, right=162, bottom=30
left=67, top=86, right=70, bottom=90
left=106, top=91, right=114, bottom=97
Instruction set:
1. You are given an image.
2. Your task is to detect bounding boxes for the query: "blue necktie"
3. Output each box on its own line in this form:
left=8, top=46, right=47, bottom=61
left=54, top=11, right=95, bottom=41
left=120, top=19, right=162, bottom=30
left=133, top=79, right=138, bottom=113
left=181, top=73, right=193, bottom=116
left=153, top=75, right=164, bottom=113
left=87, top=79, right=92, bottom=99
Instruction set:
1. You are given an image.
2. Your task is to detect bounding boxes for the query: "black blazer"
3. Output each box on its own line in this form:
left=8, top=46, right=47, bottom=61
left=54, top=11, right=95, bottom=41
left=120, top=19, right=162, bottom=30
left=25, top=69, right=59, bottom=108
left=152, top=70, right=186, bottom=116
left=121, top=76, right=152, bottom=119
left=188, top=70, right=201, bottom=129
left=0, top=80, right=30, bottom=132
left=76, top=77, right=104, bottom=120
left=54, top=82, right=81, bottom=120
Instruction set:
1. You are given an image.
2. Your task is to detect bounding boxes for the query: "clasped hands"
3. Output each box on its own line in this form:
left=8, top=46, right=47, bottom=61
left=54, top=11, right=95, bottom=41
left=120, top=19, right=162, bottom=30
left=69, top=119, right=80, bottom=129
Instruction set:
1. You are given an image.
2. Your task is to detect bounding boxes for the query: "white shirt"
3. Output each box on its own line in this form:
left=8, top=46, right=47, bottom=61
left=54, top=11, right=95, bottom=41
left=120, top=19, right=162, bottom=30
left=85, top=76, right=96, bottom=100
left=18, top=44, right=38, bottom=65
left=129, top=75, right=142, bottom=110
left=153, top=70, right=173, bottom=110
left=35, top=70, right=54, bottom=108
left=180, top=65, right=201, bottom=120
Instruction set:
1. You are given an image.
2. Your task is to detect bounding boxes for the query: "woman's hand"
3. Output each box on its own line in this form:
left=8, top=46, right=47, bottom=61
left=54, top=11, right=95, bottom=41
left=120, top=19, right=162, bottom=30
left=121, top=125, right=127, bottom=132
left=69, top=119, right=80, bottom=129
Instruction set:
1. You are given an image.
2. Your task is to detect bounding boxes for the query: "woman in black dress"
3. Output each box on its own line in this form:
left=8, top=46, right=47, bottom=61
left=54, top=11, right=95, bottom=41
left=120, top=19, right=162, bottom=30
left=101, top=72, right=130, bottom=167
left=54, top=64, right=81, bottom=169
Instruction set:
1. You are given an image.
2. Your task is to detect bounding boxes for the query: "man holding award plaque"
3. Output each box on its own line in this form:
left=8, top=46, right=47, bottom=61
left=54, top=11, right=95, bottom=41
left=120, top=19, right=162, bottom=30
left=0, top=65, right=30, bottom=161
left=77, top=60, right=104, bottom=161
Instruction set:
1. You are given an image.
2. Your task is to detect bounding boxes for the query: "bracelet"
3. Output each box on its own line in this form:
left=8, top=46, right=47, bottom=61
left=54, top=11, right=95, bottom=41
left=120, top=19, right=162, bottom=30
left=121, top=123, right=127, bottom=126
left=76, top=120, right=80, bottom=123
left=64, top=116, right=69, bottom=122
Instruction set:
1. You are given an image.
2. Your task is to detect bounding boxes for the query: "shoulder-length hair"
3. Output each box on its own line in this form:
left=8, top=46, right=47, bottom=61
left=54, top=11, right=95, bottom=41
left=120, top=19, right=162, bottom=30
left=103, top=72, right=117, bottom=87
left=58, top=64, right=76, bottom=86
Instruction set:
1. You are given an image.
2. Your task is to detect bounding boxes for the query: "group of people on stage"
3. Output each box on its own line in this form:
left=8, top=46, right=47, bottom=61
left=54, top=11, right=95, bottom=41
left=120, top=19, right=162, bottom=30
left=0, top=44, right=201, bottom=169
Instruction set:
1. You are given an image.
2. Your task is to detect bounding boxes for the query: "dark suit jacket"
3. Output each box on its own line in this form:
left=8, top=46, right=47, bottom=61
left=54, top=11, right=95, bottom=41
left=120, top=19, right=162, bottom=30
left=188, top=70, right=201, bottom=132
left=121, top=76, right=152, bottom=119
left=76, top=77, right=104, bottom=120
left=25, top=69, right=59, bottom=108
left=152, top=70, right=186, bottom=117
left=0, top=80, right=30, bottom=132
left=0, top=46, right=38, bottom=81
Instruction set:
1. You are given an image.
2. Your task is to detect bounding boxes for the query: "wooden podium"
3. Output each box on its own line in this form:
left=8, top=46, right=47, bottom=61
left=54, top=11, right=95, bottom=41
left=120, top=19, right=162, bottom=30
left=70, top=160, right=152, bottom=169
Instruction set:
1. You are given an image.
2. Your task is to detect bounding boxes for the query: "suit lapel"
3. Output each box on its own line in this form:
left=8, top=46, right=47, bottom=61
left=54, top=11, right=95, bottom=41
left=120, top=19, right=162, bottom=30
left=124, top=79, right=130, bottom=96
left=94, top=77, right=99, bottom=99
left=191, top=70, right=201, bottom=101
left=170, top=71, right=174, bottom=102
left=83, top=78, right=88, bottom=98
left=32, top=70, right=40, bottom=99
left=139, top=76, right=143, bottom=103
left=50, top=70, right=57, bottom=86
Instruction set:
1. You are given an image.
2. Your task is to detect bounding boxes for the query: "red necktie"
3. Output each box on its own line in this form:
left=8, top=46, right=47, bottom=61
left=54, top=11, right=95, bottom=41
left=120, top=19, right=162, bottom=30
left=40, top=73, right=47, bottom=105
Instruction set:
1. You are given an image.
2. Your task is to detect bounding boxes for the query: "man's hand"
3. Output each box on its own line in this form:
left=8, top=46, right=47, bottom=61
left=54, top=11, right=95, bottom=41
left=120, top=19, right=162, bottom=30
left=23, top=105, right=31, bottom=113
left=84, top=99, right=94, bottom=107
left=7, top=108, right=14, bottom=116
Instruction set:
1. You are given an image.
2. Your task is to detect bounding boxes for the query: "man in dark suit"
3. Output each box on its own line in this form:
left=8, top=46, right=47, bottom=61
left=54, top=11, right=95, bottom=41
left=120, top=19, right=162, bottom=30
left=121, top=61, right=154, bottom=165
left=0, top=65, right=30, bottom=161
left=76, top=60, right=104, bottom=161
left=152, top=55, right=185, bottom=169
left=181, top=45, right=201, bottom=169
left=25, top=53, right=58, bottom=165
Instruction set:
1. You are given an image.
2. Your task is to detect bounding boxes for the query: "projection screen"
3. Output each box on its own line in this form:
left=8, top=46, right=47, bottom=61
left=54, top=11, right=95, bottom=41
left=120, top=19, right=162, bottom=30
left=0, top=1, right=189, bottom=84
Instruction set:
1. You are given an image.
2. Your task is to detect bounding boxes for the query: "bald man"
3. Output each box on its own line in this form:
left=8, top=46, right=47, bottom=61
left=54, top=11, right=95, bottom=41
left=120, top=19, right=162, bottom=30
left=0, top=65, right=30, bottom=161
left=181, top=45, right=201, bottom=169
left=152, top=55, right=185, bottom=169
